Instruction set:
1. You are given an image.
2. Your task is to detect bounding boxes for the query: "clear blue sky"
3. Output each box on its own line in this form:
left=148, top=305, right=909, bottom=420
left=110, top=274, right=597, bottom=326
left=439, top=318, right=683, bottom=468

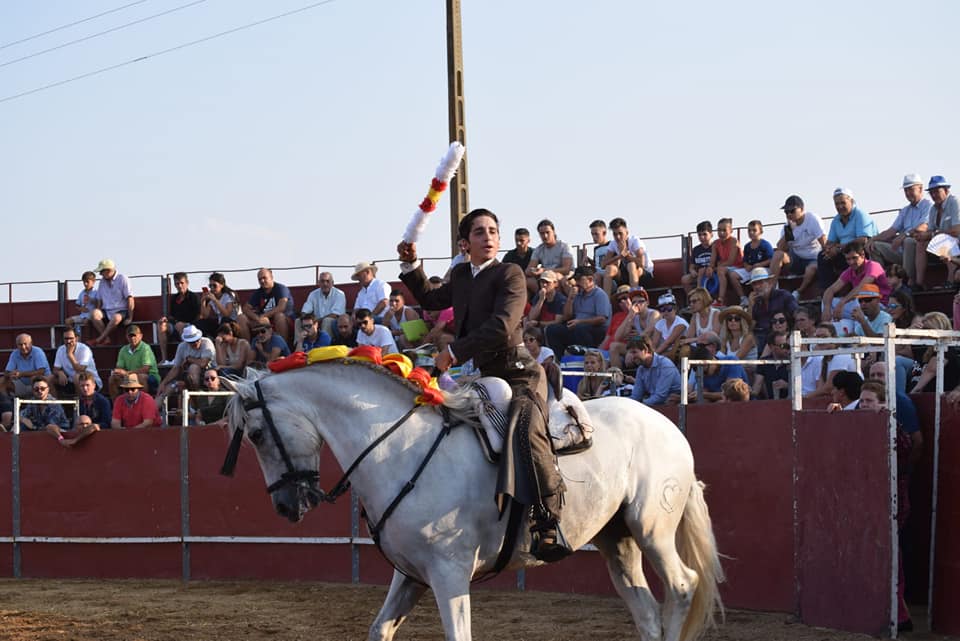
left=3, top=0, right=957, bottom=295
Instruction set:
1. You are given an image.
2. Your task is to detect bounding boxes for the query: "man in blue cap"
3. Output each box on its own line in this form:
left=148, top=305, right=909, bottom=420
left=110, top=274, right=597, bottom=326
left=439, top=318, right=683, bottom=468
left=908, top=176, right=959, bottom=289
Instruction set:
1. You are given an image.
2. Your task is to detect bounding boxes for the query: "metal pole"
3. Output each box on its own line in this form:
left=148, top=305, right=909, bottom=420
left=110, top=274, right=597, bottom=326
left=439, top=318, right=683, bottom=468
left=11, top=398, right=21, bottom=578
left=180, top=390, right=191, bottom=582
left=446, top=0, right=469, bottom=254
left=884, top=325, right=898, bottom=639
left=927, top=342, right=946, bottom=630
left=790, top=330, right=802, bottom=409
left=679, top=356, right=689, bottom=433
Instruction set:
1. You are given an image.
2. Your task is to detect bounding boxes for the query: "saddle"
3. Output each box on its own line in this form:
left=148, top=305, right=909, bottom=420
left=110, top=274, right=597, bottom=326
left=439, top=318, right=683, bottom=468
left=463, top=376, right=594, bottom=464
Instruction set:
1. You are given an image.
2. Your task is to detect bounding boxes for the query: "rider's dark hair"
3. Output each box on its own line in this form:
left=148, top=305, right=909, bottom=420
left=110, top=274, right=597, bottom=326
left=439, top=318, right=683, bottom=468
left=458, top=209, right=499, bottom=241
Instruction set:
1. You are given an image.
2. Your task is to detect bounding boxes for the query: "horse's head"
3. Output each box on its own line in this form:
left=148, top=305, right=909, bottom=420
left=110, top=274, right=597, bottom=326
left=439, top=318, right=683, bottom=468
left=221, top=372, right=324, bottom=523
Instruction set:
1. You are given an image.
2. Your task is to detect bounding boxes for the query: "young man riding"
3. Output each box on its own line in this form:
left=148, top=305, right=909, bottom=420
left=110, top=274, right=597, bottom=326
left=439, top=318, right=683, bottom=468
left=398, top=208, right=571, bottom=562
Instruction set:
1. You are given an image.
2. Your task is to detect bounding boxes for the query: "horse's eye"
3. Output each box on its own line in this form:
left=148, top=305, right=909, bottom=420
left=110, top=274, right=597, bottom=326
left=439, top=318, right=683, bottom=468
left=248, top=429, right=264, bottom=446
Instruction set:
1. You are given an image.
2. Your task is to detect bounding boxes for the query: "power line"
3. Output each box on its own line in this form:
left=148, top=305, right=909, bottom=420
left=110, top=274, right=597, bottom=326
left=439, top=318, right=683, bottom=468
left=0, top=0, right=153, bottom=51
left=0, top=0, right=337, bottom=105
left=0, top=0, right=211, bottom=69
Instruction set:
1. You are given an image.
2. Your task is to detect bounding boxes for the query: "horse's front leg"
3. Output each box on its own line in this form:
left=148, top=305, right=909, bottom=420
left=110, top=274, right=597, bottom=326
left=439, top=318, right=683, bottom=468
left=368, top=570, right=429, bottom=641
left=428, top=565, right=473, bottom=641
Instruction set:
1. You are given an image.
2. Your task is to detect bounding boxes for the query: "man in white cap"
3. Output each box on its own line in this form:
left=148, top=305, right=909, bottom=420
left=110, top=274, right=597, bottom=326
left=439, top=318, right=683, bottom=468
left=158, top=324, right=217, bottom=400
left=90, top=258, right=134, bottom=345
left=909, top=176, right=960, bottom=289
left=818, top=187, right=879, bottom=291
left=867, top=174, right=933, bottom=283
left=351, top=261, right=390, bottom=323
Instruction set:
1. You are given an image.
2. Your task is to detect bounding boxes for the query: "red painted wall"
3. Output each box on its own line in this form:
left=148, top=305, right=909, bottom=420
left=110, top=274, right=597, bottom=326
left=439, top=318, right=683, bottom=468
left=795, top=409, right=891, bottom=636
left=931, top=404, right=960, bottom=634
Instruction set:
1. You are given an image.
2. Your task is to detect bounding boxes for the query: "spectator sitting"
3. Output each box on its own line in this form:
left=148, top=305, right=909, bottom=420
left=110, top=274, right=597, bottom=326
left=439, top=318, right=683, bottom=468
left=908, top=175, right=959, bottom=290
left=332, top=314, right=358, bottom=348
left=522, top=326, right=555, bottom=366
left=421, top=302, right=455, bottom=352
left=111, top=373, right=161, bottom=429
left=685, top=335, right=749, bottom=403
left=109, top=325, right=160, bottom=397
left=242, top=268, right=295, bottom=341
left=608, top=287, right=659, bottom=369
left=910, top=312, right=960, bottom=393
left=355, top=308, right=398, bottom=356
left=4, top=333, right=52, bottom=398
left=600, top=217, right=654, bottom=295
left=51, top=372, right=107, bottom=447
left=769, top=196, right=826, bottom=301
left=867, top=361, right=921, bottom=457
left=887, top=290, right=923, bottom=393
left=502, top=227, right=533, bottom=273
left=727, top=220, right=774, bottom=307
left=629, top=335, right=681, bottom=406
left=583, top=220, right=612, bottom=293
left=49, top=326, right=101, bottom=397
left=747, top=267, right=798, bottom=353
left=868, top=174, right=932, bottom=281
left=65, top=271, right=100, bottom=332
left=76, top=371, right=112, bottom=433
left=197, top=272, right=240, bottom=338
left=823, top=240, right=891, bottom=322
left=793, top=305, right=819, bottom=340
left=850, top=284, right=892, bottom=338
left=191, top=369, right=229, bottom=428
left=806, top=323, right=860, bottom=399
left=251, top=316, right=291, bottom=366
left=886, top=263, right=910, bottom=296
left=18, top=376, right=70, bottom=442
left=158, top=324, right=217, bottom=401
left=300, top=271, right=346, bottom=339
left=296, top=313, right=333, bottom=352
left=158, top=272, right=201, bottom=366
left=818, top=187, right=879, bottom=291
left=90, top=259, right=135, bottom=345
left=577, top=349, right=615, bottom=400
left=826, top=370, right=863, bottom=412
left=752, top=330, right=791, bottom=400
left=710, top=217, right=743, bottom=306
left=525, top=219, right=575, bottom=297
left=721, top=378, right=751, bottom=402
left=680, top=287, right=721, bottom=349
left=545, top=266, right=611, bottom=359
left=526, top=270, right=567, bottom=330
left=351, top=261, right=391, bottom=324
left=717, top=306, right=757, bottom=364
left=681, top=220, right=714, bottom=295
left=600, top=285, right=633, bottom=351
left=651, top=292, right=688, bottom=361
left=214, top=321, right=254, bottom=377
left=384, top=290, right=421, bottom=350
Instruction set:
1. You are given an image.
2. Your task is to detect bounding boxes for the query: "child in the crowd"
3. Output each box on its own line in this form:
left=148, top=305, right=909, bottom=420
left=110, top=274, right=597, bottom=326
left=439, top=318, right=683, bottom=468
left=710, top=217, right=743, bottom=306
left=66, top=271, right=100, bottom=329
left=886, top=263, right=911, bottom=296
left=728, top=220, right=774, bottom=307
left=681, top=221, right=714, bottom=294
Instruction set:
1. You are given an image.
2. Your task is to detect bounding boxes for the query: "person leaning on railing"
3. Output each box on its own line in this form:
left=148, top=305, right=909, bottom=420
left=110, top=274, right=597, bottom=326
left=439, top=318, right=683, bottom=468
left=18, top=376, right=70, bottom=439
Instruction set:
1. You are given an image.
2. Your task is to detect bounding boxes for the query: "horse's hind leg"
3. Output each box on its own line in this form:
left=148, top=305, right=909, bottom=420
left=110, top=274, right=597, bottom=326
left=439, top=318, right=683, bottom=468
left=368, top=570, right=428, bottom=641
left=634, top=519, right=698, bottom=641
left=592, top=515, right=661, bottom=641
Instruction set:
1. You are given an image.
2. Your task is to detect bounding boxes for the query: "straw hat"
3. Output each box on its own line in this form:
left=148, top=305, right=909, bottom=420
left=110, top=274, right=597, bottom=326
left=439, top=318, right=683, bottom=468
left=119, top=373, right=143, bottom=389
left=718, top=305, right=754, bottom=328
left=351, top=261, right=378, bottom=281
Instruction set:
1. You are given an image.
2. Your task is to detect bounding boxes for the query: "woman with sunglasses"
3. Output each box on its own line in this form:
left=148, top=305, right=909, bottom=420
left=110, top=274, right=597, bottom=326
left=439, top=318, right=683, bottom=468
left=746, top=266, right=798, bottom=353
left=651, top=292, right=688, bottom=362
left=884, top=290, right=923, bottom=393
left=680, top=287, right=721, bottom=349
left=717, top=306, right=757, bottom=364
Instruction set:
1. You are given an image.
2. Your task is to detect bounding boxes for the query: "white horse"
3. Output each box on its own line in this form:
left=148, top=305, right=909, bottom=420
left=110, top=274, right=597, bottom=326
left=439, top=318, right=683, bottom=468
left=222, top=359, right=724, bottom=641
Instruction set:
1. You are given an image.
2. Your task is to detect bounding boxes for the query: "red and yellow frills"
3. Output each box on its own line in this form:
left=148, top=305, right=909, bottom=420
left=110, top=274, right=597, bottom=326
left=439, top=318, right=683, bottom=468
left=267, top=347, right=444, bottom=406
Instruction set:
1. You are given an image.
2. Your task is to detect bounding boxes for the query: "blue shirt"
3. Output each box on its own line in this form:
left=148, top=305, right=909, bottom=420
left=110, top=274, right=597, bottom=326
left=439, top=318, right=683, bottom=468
left=896, top=392, right=919, bottom=435
left=572, top=287, right=612, bottom=328
left=255, top=335, right=291, bottom=364
left=827, top=206, right=878, bottom=244
left=631, top=353, right=682, bottom=405
left=890, top=199, right=932, bottom=233
left=531, top=290, right=567, bottom=316
left=5, top=346, right=52, bottom=381
left=302, top=331, right=332, bottom=351
left=248, top=283, right=296, bottom=318
left=742, top=239, right=774, bottom=267
left=79, top=392, right=113, bottom=430
left=20, top=400, right=70, bottom=431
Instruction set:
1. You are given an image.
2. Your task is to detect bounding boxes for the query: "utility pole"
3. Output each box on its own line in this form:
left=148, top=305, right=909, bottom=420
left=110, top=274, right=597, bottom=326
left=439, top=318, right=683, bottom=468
left=446, top=0, right=469, bottom=254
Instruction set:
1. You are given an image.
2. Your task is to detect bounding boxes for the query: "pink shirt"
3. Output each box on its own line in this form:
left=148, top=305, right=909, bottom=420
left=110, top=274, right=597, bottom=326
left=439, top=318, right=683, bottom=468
left=840, top=259, right=891, bottom=302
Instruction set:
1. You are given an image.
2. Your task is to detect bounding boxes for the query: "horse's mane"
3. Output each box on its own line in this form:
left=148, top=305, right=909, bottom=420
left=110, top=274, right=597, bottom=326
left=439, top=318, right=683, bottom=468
left=225, top=360, right=484, bottom=432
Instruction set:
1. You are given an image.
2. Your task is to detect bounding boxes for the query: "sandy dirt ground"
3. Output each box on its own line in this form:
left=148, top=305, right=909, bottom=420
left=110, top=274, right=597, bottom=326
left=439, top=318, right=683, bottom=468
left=0, top=579, right=954, bottom=641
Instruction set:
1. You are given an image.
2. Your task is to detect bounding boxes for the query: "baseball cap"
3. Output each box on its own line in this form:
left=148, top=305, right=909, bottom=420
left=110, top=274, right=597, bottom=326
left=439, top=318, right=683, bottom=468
left=538, top=270, right=558, bottom=283
left=781, top=195, right=804, bottom=211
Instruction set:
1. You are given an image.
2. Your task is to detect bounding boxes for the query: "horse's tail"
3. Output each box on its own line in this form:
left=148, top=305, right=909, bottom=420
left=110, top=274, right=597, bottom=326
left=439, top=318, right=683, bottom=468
left=677, top=480, right=725, bottom=641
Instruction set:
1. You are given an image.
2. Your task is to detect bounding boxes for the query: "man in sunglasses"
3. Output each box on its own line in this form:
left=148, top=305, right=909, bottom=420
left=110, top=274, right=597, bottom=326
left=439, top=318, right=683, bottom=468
left=18, top=376, right=70, bottom=438
left=752, top=330, right=792, bottom=400
left=850, top=284, right=892, bottom=338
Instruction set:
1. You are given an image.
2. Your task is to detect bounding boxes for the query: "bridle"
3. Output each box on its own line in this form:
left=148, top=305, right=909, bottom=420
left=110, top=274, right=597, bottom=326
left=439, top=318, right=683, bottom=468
left=219, top=380, right=433, bottom=521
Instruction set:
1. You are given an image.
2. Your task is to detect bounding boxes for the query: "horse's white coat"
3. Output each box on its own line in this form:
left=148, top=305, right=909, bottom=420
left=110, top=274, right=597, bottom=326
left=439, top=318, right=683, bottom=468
left=226, top=362, right=723, bottom=641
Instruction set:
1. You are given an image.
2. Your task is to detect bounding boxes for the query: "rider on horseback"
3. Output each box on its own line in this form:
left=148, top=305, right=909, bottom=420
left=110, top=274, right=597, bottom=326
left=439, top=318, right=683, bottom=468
left=398, top=208, right=572, bottom=562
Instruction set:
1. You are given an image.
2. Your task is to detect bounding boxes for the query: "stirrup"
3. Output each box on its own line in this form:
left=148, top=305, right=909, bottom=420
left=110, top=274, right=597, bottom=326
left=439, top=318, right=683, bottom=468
left=530, top=518, right=572, bottom=563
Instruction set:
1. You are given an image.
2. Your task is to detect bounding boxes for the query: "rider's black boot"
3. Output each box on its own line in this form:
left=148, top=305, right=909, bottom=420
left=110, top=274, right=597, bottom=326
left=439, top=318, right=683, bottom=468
left=530, top=493, right=572, bottom=563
